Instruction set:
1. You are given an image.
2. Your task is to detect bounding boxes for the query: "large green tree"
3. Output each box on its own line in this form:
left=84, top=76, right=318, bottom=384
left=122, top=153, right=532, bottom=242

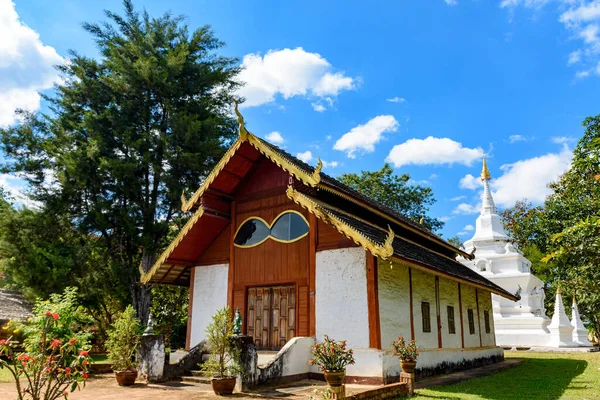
left=339, top=163, right=443, bottom=232
left=541, top=115, right=600, bottom=340
left=0, top=0, right=240, bottom=323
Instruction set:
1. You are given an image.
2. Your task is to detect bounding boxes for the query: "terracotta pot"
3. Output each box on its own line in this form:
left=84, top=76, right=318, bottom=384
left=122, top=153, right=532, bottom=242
left=323, top=370, right=346, bottom=387
left=211, top=377, right=237, bottom=395
left=114, top=369, right=138, bottom=386
left=401, top=361, right=417, bottom=374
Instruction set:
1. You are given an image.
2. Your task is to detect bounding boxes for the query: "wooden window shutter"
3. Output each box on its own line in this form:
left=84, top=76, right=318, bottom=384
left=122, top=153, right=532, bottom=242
left=468, top=309, right=475, bottom=335
left=484, top=310, right=491, bottom=334
left=447, top=305, right=456, bottom=334
left=421, top=302, right=431, bottom=333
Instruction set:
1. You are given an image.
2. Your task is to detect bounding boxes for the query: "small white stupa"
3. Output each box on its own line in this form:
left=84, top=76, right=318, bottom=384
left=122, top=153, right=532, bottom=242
left=547, top=284, right=577, bottom=347
left=459, top=159, right=552, bottom=347
left=571, top=296, right=593, bottom=346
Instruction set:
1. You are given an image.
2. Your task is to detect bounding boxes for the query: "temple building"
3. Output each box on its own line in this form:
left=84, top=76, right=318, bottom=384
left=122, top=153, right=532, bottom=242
left=459, top=160, right=593, bottom=348
left=141, top=106, right=519, bottom=383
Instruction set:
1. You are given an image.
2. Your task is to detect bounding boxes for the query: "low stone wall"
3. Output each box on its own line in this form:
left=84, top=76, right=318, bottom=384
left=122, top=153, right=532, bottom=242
left=346, top=383, right=409, bottom=400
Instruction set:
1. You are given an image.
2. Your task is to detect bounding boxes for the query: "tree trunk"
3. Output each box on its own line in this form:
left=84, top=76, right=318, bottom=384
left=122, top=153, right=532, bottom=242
left=133, top=250, right=155, bottom=326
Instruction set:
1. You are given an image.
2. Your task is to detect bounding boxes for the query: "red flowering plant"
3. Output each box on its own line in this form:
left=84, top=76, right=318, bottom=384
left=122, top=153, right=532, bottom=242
left=391, top=336, right=419, bottom=363
left=0, top=313, right=91, bottom=400
left=308, top=335, right=355, bottom=372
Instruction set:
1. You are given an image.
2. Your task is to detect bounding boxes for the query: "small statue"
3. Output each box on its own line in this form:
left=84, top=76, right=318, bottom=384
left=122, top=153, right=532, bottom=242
left=233, top=308, right=242, bottom=335
left=143, top=311, right=154, bottom=336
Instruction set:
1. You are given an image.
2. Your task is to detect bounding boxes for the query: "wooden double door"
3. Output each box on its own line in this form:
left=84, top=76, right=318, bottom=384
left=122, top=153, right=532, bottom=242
left=246, top=285, right=296, bottom=350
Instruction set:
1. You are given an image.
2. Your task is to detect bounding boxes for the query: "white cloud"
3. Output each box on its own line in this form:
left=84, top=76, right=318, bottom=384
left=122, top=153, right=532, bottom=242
left=453, top=203, right=480, bottom=215
left=296, top=150, right=313, bottom=163
left=463, top=224, right=475, bottom=231
left=503, top=1, right=600, bottom=75
left=459, top=173, right=483, bottom=190
left=313, top=73, right=355, bottom=96
left=445, top=0, right=458, bottom=5
left=386, top=96, right=406, bottom=103
left=429, top=173, right=438, bottom=179
left=312, top=103, right=326, bottom=112
left=322, top=160, right=339, bottom=168
left=439, top=216, right=454, bottom=222
left=334, top=115, right=399, bottom=158
left=509, top=134, right=530, bottom=143
left=450, top=195, right=466, bottom=201
left=551, top=136, right=576, bottom=144
left=457, top=231, right=469, bottom=236
left=491, top=146, right=572, bottom=207
left=326, top=135, right=332, bottom=141
left=386, top=137, right=484, bottom=168
left=237, top=47, right=356, bottom=108
left=0, top=0, right=64, bottom=126
left=265, top=131, right=284, bottom=144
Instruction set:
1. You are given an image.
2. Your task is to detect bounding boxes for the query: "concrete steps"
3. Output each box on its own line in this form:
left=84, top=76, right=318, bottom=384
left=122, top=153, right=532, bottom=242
left=181, top=375, right=211, bottom=384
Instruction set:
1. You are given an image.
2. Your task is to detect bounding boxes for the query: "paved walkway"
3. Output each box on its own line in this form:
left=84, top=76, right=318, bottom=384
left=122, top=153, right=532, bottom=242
left=0, top=360, right=521, bottom=399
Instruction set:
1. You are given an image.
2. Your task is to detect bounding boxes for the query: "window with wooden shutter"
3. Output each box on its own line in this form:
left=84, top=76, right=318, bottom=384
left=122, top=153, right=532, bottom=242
left=421, top=302, right=431, bottom=333
left=447, top=306, right=456, bottom=334
left=484, top=310, right=491, bottom=333
left=468, top=309, right=475, bottom=335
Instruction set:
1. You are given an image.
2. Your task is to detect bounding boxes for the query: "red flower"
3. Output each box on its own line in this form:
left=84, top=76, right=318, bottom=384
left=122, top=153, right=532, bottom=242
left=52, top=313, right=59, bottom=321
left=68, top=338, right=77, bottom=345
left=0, top=340, right=6, bottom=346
left=45, top=311, right=52, bottom=317
left=65, top=367, right=71, bottom=375
left=82, top=373, right=88, bottom=380
left=79, top=350, right=89, bottom=357
left=50, top=339, right=62, bottom=348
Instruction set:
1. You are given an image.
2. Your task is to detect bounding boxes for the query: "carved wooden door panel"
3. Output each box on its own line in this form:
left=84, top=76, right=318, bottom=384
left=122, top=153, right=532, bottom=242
left=247, top=285, right=296, bottom=350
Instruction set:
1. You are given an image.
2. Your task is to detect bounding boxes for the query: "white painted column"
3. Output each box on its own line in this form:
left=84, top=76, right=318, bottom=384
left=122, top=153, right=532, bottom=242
left=190, top=263, right=229, bottom=347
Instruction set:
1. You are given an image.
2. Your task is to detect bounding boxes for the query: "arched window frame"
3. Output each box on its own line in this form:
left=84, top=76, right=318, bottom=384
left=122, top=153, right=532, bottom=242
left=233, top=210, right=310, bottom=248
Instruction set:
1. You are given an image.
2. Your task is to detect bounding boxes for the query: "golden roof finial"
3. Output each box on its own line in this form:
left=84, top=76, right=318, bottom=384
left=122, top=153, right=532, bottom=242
left=419, top=213, right=425, bottom=225
left=311, top=157, right=323, bottom=183
left=557, top=281, right=562, bottom=295
left=233, top=99, right=249, bottom=140
left=180, top=190, right=188, bottom=212
left=481, top=156, right=491, bottom=181
left=381, top=225, right=395, bottom=259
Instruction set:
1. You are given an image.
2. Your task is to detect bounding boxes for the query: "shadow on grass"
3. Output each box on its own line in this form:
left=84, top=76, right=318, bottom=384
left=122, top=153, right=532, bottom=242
left=416, top=358, right=587, bottom=400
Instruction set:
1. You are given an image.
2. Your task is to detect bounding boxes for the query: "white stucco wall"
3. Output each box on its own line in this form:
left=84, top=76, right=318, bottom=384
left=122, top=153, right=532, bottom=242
left=315, top=247, right=369, bottom=349
left=438, top=278, right=462, bottom=349
left=411, top=269, right=438, bottom=349
left=378, top=260, right=411, bottom=348
left=190, top=263, right=229, bottom=347
left=461, top=285, right=481, bottom=348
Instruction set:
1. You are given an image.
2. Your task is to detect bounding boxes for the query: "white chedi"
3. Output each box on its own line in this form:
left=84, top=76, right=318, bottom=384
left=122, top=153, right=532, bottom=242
left=571, top=298, right=593, bottom=347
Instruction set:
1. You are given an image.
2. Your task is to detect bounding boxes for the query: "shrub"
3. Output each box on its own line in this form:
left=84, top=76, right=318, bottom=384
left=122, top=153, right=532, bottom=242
left=309, top=335, right=355, bottom=372
left=200, top=307, right=243, bottom=379
left=105, top=305, right=141, bottom=371
left=0, top=313, right=91, bottom=400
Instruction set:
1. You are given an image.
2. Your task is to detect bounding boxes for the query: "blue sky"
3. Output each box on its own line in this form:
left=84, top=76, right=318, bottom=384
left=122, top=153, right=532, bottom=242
left=2, top=0, right=600, bottom=239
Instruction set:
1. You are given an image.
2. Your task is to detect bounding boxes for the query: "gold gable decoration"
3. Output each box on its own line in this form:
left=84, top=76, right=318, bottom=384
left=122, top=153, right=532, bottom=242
left=285, top=186, right=394, bottom=260
left=180, top=102, right=322, bottom=213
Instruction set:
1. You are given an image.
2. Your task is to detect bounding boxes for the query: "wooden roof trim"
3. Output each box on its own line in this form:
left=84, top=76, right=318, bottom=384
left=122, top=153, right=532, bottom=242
left=140, top=206, right=205, bottom=284
left=310, top=194, right=466, bottom=265
left=180, top=133, right=323, bottom=213
left=285, top=186, right=394, bottom=260
left=316, top=183, right=474, bottom=260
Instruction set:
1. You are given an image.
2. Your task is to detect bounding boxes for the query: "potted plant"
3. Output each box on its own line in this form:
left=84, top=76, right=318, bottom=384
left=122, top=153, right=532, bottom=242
left=105, top=305, right=141, bottom=386
left=309, top=335, right=355, bottom=387
left=201, top=307, right=244, bottom=395
left=391, top=336, right=419, bottom=374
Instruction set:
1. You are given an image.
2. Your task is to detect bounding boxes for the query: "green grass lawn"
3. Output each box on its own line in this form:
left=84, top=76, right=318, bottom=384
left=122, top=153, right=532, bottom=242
left=0, top=368, right=14, bottom=383
left=412, top=351, right=600, bottom=400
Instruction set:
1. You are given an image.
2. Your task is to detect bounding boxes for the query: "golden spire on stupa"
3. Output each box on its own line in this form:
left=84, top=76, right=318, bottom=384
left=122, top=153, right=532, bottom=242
left=481, top=157, right=491, bottom=181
